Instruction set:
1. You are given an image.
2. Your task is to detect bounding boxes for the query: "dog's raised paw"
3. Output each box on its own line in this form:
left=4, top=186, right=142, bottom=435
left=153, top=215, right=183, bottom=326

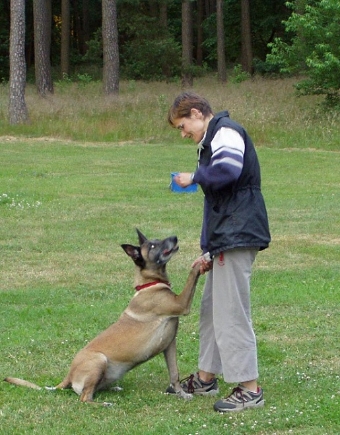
left=111, top=386, right=123, bottom=392
left=178, top=391, right=193, bottom=401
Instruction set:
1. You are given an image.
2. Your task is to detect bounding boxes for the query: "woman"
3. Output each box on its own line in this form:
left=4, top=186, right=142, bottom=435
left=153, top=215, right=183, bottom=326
left=167, top=92, right=270, bottom=412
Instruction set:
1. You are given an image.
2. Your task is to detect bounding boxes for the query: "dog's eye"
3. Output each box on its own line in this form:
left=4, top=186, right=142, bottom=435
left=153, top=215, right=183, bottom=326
left=150, top=244, right=155, bottom=249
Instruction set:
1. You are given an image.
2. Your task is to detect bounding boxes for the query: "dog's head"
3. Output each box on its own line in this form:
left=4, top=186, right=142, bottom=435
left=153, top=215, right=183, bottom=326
left=121, top=229, right=179, bottom=271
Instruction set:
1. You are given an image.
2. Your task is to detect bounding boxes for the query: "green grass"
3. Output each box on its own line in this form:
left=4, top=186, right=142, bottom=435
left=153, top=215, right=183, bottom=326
left=1, top=77, right=340, bottom=434
left=1, top=76, right=339, bottom=150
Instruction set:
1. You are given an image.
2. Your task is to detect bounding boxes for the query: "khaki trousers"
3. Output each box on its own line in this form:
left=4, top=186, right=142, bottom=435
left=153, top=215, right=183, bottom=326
left=199, top=248, right=259, bottom=383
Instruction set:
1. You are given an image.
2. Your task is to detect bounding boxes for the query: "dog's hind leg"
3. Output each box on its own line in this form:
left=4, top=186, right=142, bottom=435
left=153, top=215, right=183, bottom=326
left=68, top=352, right=114, bottom=406
left=55, top=375, right=72, bottom=390
left=79, top=372, right=114, bottom=407
left=164, top=339, right=193, bottom=400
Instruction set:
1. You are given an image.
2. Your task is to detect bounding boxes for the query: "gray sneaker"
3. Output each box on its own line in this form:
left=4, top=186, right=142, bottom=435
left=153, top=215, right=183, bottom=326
left=177, top=372, right=219, bottom=396
left=214, top=384, right=264, bottom=412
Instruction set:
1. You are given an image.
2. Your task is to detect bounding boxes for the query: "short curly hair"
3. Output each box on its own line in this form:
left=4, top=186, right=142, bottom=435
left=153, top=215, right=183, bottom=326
left=167, top=92, right=213, bottom=126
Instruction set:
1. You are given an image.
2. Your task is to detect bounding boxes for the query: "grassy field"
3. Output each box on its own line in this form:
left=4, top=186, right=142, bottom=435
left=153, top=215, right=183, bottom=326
left=0, top=77, right=339, bottom=434
left=0, top=75, right=339, bottom=151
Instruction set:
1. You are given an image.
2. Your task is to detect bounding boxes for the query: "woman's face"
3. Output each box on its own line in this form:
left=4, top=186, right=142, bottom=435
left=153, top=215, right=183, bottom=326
left=173, top=108, right=210, bottom=144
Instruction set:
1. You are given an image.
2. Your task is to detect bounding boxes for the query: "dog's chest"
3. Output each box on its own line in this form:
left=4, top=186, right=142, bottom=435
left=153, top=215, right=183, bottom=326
left=143, top=317, right=178, bottom=356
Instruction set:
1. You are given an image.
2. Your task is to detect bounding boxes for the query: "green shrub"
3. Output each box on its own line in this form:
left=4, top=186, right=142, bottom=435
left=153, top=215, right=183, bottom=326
left=267, top=0, right=340, bottom=107
left=230, top=64, right=251, bottom=83
left=121, top=36, right=181, bottom=81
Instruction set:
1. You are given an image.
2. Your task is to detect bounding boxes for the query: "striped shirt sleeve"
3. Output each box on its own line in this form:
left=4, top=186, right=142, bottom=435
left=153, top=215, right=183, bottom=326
left=194, top=127, right=245, bottom=190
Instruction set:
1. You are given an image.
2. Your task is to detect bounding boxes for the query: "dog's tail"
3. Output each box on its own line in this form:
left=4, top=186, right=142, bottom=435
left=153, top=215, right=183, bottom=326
left=4, top=377, right=42, bottom=390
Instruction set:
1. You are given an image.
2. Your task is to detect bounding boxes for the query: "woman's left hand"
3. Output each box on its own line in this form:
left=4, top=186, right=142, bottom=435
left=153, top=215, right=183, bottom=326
left=192, top=255, right=213, bottom=275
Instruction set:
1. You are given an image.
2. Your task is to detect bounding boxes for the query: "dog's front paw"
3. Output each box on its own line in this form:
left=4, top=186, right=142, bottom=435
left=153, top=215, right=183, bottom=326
left=192, top=262, right=201, bottom=274
left=111, top=386, right=123, bottom=392
left=165, top=384, right=176, bottom=395
left=177, top=389, right=193, bottom=401
left=165, top=385, right=193, bottom=400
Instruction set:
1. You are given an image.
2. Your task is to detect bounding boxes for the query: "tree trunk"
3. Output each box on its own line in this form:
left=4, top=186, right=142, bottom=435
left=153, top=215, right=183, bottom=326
left=9, top=0, right=29, bottom=124
left=61, top=0, right=70, bottom=77
left=205, top=0, right=215, bottom=17
left=102, top=0, right=119, bottom=95
left=148, top=0, right=158, bottom=18
left=159, top=0, right=167, bottom=28
left=181, top=0, right=193, bottom=88
left=241, top=0, right=253, bottom=74
left=196, top=0, right=204, bottom=66
left=82, top=0, right=90, bottom=54
left=33, top=0, right=53, bottom=95
left=216, top=0, right=227, bottom=82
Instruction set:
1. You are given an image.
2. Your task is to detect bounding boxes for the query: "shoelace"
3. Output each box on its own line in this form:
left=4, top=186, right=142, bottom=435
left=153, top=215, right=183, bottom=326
left=181, top=373, right=215, bottom=394
left=230, top=387, right=245, bottom=402
left=180, top=374, right=196, bottom=393
left=227, top=386, right=254, bottom=404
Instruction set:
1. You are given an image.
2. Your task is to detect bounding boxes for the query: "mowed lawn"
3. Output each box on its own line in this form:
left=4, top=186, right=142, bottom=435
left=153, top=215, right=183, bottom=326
left=0, top=111, right=339, bottom=432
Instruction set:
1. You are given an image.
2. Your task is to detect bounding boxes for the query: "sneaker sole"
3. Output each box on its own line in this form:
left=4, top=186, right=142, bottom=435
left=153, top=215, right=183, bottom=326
left=166, top=386, right=219, bottom=397
left=214, top=399, right=265, bottom=412
left=194, top=388, right=219, bottom=397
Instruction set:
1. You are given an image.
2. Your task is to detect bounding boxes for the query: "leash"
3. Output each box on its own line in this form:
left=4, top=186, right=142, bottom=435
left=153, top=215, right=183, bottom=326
left=135, top=280, right=171, bottom=291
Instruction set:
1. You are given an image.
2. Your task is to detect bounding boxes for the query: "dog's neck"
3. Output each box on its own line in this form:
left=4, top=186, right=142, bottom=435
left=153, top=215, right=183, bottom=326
left=135, top=280, right=171, bottom=291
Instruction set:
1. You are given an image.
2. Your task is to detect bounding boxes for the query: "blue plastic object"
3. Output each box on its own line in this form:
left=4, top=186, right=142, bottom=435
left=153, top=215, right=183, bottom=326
left=170, top=172, right=198, bottom=193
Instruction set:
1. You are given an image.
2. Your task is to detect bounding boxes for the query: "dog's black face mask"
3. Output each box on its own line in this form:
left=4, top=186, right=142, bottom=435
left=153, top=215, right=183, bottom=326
left=121, top=229, right=179, bottom=268
left=146, top=236, right=179, bottom=265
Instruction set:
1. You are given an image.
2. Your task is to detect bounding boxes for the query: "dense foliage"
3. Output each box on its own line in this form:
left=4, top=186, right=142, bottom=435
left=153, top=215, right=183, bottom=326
left=3, top=0, right=340, bottom=108
left=1, top=0, right=289, bottom=82
left=267, top=0, right=340, bottom=106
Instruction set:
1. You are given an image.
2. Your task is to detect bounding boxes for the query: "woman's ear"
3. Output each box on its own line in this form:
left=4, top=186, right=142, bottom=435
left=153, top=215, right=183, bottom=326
left=190, top=108, right=202, bottom=118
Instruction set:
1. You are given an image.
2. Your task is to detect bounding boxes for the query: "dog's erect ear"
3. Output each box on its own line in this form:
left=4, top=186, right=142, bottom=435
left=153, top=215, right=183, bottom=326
left=136, top=228, right=148, bottom=246
left=121, top=244, right=141, bottom=261
left=121, top=244, right=145, bottom=268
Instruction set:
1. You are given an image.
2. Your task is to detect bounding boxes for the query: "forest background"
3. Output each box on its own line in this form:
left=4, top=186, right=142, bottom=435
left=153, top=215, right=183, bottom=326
left=1, top=0, right=290, bottom=83
left=3, top=0, right=340, bottom=126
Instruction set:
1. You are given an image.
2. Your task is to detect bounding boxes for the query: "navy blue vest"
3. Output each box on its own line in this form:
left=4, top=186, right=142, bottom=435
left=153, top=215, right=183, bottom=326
left=199, top=111, right=270, bottom=255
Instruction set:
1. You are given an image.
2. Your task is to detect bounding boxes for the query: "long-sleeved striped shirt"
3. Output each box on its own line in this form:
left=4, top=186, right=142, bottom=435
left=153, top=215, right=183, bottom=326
left=194, top=127, right=245, bottom=190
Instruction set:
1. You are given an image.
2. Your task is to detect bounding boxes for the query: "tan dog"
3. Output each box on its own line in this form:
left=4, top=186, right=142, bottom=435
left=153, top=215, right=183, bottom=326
left=4, top=229, right=201, bottom=405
